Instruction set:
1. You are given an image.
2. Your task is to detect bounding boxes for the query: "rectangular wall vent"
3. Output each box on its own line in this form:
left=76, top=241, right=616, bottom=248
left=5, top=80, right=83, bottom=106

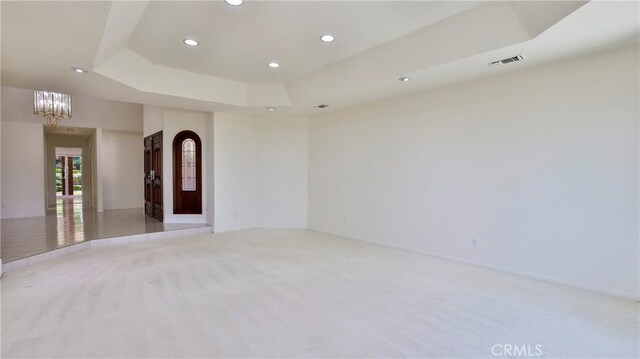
left=489, top=55, right=525, bottom=67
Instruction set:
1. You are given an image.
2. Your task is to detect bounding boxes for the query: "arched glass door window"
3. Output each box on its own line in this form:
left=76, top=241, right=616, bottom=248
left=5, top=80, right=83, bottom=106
left=181, top=139, right=196, bottom=191
left=173, top=131, right=202, bottom=214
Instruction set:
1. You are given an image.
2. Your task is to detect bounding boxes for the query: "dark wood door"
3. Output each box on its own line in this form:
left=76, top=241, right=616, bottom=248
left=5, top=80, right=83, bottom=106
left=173, top=131, right=202, bottom=214
left=144, top=131, right=163, bottom=221
left=144, top=137, right=152, bottom=215
left=60, top=156, right=67, bottom=195
left=151, top=132, right=163, bottom=220
left=66, top=157, right=74, bottom=195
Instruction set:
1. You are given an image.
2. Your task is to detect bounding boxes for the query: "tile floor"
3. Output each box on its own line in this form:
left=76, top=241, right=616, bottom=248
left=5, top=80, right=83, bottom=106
left=1, top=198, right=208, bottom=263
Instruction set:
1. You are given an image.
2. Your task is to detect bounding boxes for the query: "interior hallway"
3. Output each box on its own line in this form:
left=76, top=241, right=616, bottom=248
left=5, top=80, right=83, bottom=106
left=1, top=198, right=207, bottom=263
left=1, top=229, right=637, bottom=358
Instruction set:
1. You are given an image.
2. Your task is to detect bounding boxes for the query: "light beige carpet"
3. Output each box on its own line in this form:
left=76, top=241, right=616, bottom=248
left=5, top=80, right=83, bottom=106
left=1, top=229, right=638, bottom=358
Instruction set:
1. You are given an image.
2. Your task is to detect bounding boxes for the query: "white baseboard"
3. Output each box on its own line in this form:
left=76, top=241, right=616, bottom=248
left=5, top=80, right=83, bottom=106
left=309, top=227, right=640, bottom=302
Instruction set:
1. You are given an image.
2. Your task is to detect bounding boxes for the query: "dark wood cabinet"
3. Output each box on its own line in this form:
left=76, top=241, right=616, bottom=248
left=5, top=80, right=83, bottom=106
left=144, top=131, right=163, bottom=221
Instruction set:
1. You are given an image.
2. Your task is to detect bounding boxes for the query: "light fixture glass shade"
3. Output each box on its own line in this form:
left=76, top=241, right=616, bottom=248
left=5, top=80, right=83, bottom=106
left=33, top=90, right=72, bottom=127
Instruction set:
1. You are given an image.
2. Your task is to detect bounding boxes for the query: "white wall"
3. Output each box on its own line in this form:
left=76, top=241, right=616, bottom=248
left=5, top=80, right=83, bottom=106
left=213, top=112, right=308, bottom=231
left=144, top=108, right=308, bottom=229
left=163, top=108, right=209, bottom=223
left=1, top=86, right=142, bottom=132
left=205, top=112, right=215, bottom=227
left=1, top=84, right=3, bottom=262
left=102, top=130, right=143, bottom=210
left=213, top=113, right=258, bottom=231
left=1, top=121, right=45, bottom=218
left=1, top=86, right=143, bottom=216
left=90, top=129, right=102, bottom=212
left=255, top=117, right=308, bottom=228
left=143, top=105, right=163, bottom=137
left=308, top=45, right=639, bottom=299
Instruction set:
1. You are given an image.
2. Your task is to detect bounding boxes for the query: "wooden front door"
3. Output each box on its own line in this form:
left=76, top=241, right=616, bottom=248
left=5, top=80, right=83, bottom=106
left=173, top=131, right=202, bottom=214
left=144, top=131, right=163, bottom=221
left=60, top=156, right=67, bottom=195
left=66, top=157, right=74, bottom=195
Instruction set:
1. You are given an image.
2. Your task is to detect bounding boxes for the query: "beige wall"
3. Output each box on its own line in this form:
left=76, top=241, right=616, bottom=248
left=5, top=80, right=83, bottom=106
left=102, top=130, right=144, bottom=210
left=254, top=116, right=308, bottom=228
left=1, top=84, right=2, bottom=261
left=143, top=105, right=163, bottom=137
left=1, top=121, right=45, bottom=218
left=205, top=112, right=215, bottom=226
left=0, top=86, right=143, bottom=217
left=308, top=45, right=640, bottom=299
left=162, top=108, right=210, bottom=223
left=90, top=129, right=102, bottom=212
left=1, top=87, right=142, bottom=132
left=213, top=112, right=257, bottom=230
left=213, top=112, right=308, bottom=232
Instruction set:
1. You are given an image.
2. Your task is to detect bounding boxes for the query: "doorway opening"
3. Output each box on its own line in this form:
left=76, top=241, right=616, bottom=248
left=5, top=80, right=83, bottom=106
left=55, top=147, right=83, bottom=211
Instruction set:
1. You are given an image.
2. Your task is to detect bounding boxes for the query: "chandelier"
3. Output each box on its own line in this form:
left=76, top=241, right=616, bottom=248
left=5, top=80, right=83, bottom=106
left=33, top=90, right=72, bottom=127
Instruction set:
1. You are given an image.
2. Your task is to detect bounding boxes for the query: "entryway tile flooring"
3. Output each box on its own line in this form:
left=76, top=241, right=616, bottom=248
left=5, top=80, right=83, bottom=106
left=1, top=198, right=209, bottom=263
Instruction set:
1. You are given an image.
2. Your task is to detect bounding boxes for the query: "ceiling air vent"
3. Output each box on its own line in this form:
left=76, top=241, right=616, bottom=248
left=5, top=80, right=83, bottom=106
left=489, top=55, right=524, bottom=67
left=315, top=104, right=330, bottom=109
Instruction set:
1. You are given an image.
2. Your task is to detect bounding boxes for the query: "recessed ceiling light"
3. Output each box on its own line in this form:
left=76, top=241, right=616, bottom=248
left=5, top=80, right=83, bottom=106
left=225, top=0, right=243, bottom=5
left=71, top=67, right=87, bottom=73
left=266, top=107, right=276, bottom=111
left=315, top=104, right=329, bottom=109
left=66, top=128, right=74, bottom=132
left=183, top=38, right=199, bottom=46
left=268, top=62, right=280, bottom=68
left=399, top=76, right=411, bottom=82
left=320, top=34, right=335, bottom=43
